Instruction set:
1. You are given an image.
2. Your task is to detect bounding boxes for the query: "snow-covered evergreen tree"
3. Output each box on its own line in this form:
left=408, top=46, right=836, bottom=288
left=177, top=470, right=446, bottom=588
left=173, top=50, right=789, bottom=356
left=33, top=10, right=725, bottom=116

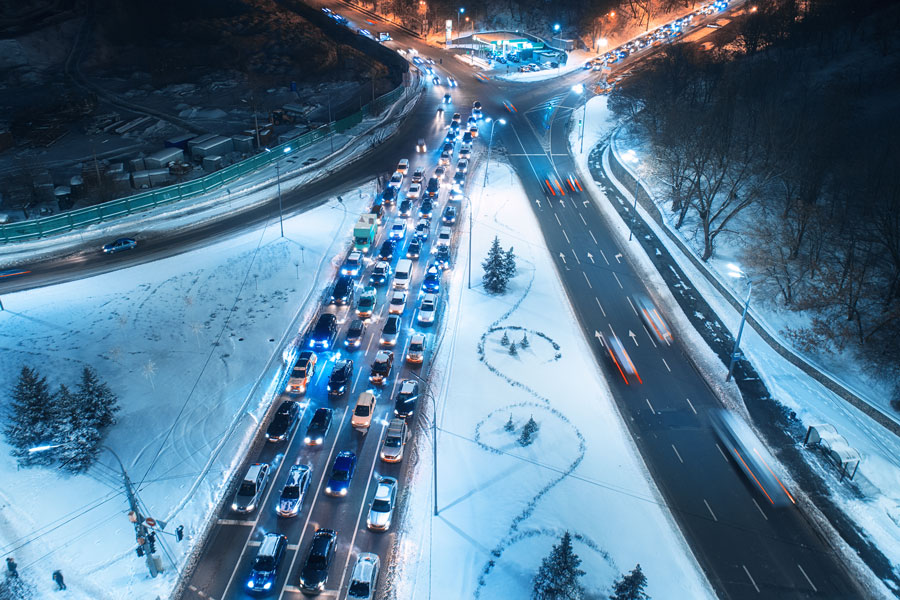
left=4, top=367, right=57, bottom=467
left=501, top=331, right=510, bottom=346
left=0, top=575, right=35, bottom=600
left=504, top=246, right=517, bottom=280
left=609, top=564, right=649, bottom=600
left=509, top=341, right=518, bottom=356
left=76, top=366, right=120, bottom=430
left=532, top=531, right=586, bottom=600
left=518, top=416, right=538, bottom=446
left=504, top=414, right=516, bottom=432
left=520, top=332, right=530, bottom=349
left=54, top=384, right=102, bottom=474
left=482, top=236, right=508, bottom=294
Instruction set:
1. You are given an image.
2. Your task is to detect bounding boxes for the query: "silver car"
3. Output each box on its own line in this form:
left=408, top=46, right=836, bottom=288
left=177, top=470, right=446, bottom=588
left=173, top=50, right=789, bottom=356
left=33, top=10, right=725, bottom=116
left=380, top=419, right=407, bottom=463
left=276, top=463, right=311, bottom=517
left=366, top=477, right=397, bottom=531
left=347, top=552, right=380, bottom=599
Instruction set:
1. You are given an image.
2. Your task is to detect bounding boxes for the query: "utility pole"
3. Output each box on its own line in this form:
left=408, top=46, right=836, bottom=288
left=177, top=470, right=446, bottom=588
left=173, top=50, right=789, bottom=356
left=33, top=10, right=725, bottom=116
left=468, top=208, right=473, bottom=289
left=328, top=97, right=334, bottom=154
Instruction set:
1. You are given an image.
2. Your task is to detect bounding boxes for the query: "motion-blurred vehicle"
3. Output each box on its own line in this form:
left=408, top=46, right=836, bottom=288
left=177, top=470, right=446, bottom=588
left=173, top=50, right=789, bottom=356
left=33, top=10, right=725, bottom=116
left=634, top=295, right=673, bottom=344
left=598, top=333, right=642, bottom=385
left=102, top=237, right=136, bottom=254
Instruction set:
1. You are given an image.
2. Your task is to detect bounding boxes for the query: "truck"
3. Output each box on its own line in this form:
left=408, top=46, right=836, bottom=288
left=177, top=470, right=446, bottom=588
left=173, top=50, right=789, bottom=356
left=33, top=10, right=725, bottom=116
left=353, top=213, right=378, bottom=254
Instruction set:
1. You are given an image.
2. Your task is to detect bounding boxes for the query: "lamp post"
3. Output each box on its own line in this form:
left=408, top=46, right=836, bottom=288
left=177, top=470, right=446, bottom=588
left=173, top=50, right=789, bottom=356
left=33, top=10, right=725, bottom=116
left=406, top=371, right=438, bottom=516
left=457, top=7, right=464, bottom=39
left=726, top=265, right=752, bottom=382
left=471, top=117, right=505, bottom=289
left=266, top=146, right=291, bottom=237
left=571, top=83, right=587, bottom=154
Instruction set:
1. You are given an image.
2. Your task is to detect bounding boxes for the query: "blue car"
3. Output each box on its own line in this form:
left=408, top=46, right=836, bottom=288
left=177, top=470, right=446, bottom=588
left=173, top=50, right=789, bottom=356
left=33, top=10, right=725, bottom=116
left=102, top=237, right=136, bottom=254
left=422, top=264, right=441, bottom=293
left=246, top=532, right=287, bottom=593
left=325, top=451, right=357, bottom=497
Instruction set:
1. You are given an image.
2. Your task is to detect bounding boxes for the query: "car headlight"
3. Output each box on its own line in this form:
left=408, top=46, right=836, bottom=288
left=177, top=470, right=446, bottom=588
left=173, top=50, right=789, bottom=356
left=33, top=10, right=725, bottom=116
left=263, top=581, right=272, bottom=590
left=317, top=437, right=323, bottom=444
left=247, top=580, right=255, bottom=589
left=325, top=486, right=332, bottom=494
left=340, top=488, right=348, bottom=496
left=304, top=436, right=311, bottom=443
left=231, top=503, right=238, bottom=510
left=246, top=503, right=255, bottom=511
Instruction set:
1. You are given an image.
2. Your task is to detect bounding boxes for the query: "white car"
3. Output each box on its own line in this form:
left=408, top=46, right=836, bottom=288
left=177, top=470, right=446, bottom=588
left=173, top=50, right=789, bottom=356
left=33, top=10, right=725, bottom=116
left=417, top=293, right=438, bottom=325
left=436, top=226, right=452, bottom=248
left=397, top=158, right=409, bottom=174
left=351, top=391, right=377, bottom=431
left=456, top=159, right=469, bottom=173
left=389, top=171, right=403, bottom=187
left=388, top=290, right=408, bottom=315
left=389, top=221, right=407, bottom=239
left=405, top=332, right=426, bottom=364
left=408, top=182, right=422, bottom=200
left=366, top=476, right=397, bottom=531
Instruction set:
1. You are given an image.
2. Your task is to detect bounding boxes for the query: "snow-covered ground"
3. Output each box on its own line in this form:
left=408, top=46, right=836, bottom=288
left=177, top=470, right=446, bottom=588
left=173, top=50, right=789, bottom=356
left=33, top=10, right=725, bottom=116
left=0, top=188, right=370, bottom=599
left=572, top=95, right=900, bottom=591
left=391, top=158, right=713, bottom=599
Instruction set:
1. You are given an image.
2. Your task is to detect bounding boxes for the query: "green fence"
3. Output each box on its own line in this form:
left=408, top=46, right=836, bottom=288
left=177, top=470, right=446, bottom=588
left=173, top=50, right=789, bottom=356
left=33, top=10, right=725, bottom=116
left=1, top=84, right=409, bottom=244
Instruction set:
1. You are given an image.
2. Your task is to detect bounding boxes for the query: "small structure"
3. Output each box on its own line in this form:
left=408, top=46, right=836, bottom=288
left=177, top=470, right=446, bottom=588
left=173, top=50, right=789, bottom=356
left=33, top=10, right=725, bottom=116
left=232, top=134, right=254, bottom=154
left=144, top=147, right=184, bottom=169
left=202, top=155, right=223, bottom=172
left=165, top=133, right=196, bottom=150
left=805, top=424, right=860, bottom=481
left=190, top=135, right=233, bottom=159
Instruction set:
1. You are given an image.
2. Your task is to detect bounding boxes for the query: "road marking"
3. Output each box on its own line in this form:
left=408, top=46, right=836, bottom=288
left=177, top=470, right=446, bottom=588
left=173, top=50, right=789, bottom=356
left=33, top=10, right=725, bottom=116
left=612, top=273, right=623, bottom=289
left=599, top=248, right=609, bottom=264
left=535, top=198, right=542, bottom=209
left=595, top=297, right=606, bottom=317
left=247, top=540, right=261, bottom=547
left=797, top=564, right=818, bottom=592
left=562, top=229, right=570, bottom=244
left=590, top=230, right=599, bottom=245
left=626, top=296, right=638, bottom=316
left=645, top=398, right=656, bottom=415
left=582, top=271, right=592, bottom=289
left=216, top=519, right=254, bottom=526
left=662, top=358, right=671, bottom=372
left=752, top=498, right=768, bottom=521
left=572, top=250, right=580, bottom=264
left=742, top=564, right=760, bottom=593
left=628, top=330, right=638, bottom=347
left=555, top=213, right=562, bottom=227
left=671, top=444, right=684, bottom=464
left=579, top=213, right=587, bottom=226
left=704, top=499, right=718, bottom=522
left=287, top=544, right=299, bottom=551
left=586, top=252, right=594, bottom=264
left=715, top=443, right=729, bottom=463
left=559, top=252, right=567, bottom=265
left=614, top=253, right=623, bottom=263
left=641, top=324, right=658, bottom=348
left=685, top=397, right=697, bottom=414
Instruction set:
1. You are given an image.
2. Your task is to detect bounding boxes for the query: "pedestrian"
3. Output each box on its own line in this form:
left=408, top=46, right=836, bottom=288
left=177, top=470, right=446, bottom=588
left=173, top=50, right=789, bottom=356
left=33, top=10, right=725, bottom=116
left=439, top=58, right=443, bottom=64
left=52, top=570, right=66, bottom=591
left=5, top=557, right=17, bottom=578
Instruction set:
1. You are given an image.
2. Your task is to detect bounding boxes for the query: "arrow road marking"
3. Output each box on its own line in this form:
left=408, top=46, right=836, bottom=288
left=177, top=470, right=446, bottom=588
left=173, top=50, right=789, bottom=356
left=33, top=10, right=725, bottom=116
left=559, top=198, right=565, bottom=207
left=628, top=330, right=638, bottom=346
left=614, top=253, right=623, bottom=263
left=535, top=199, right=542, bottom=208
left=583, top=200, right=589, bottom=207
left=559, top=252, right=567, bottom=264
left=586, top=252, right=594, bottom=264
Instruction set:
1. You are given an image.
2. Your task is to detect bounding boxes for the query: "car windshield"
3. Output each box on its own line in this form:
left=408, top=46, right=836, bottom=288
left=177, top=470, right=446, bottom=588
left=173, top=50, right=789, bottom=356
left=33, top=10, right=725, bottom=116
left=385, top=319, right=399, bottom=333
left=371, top=499, right=391, bottom=512
left=238, top=482, right=256, bottom=496
left=332, top=467, right=350, bottom=481
left=359, top=296, right=374, bottom=307
left=292, top=367, right=305, bottom=378
left=385, top=436, right=401, bottom=447
left=410, top=342, right=423, bottom=351
left=254, top=556, right=276, bottom=571
left=349, top=581, right=370, bottom=596
left=355, top=404, right=370, bottom=417
left=282, top=485, right=300, bottom=499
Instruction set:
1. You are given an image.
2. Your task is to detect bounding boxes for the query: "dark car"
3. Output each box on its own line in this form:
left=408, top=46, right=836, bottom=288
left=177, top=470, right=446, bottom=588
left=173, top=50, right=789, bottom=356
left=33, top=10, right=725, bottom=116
left=452, top=171, right=466, bottom=189
left=304, top=407, right=333, bottom=446
left=345, top=319, right=366, bottom=348
left=266, top=400, right=300, bottom=442
left=325, top=451, right=357, bottom=497
left=434, top=245, right=452, bottom=270
left=406, top=238, right=422, bottom=259
left=102, top=237, right=137, bottom=254
left=426, top=177, right=440, bottom=198
left=379, top=239, right=395, bottom=262
left=327, top=360, right=354, bottom=397
left=442, top=206, right=457, bottom=225
left=442, top=141, right=454, bottom=154
left=398, top=199, right=413, bottom=218
left=370, top=261, right=391, bottom=285
left=246, top=532, right=287, bottom=593
left=298, top=528, right=337, bottom=594
left=381, top=185, right=396, bottom=205
left=329, top=275, right=355, bottom=305
left=419, top=199, right=434, bottom=219
left=462, top=131, right=473, bottom=144
left=309, top=313, right=338, bottom=351
left=393, top=379, right=420, bottom=419
left=422, top=264, right=441, bottom=293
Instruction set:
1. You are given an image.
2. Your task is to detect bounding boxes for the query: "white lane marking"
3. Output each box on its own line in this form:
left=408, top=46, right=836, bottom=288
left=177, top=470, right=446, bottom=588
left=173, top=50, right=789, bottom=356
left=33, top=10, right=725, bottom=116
left=642, top=324, right=658, bottom=348
left=742, top=564, right=760, bottom=593
left=595, top=297, right=606, bottom=317
left=562, top=229, right=571, bottom=244
left=614, top=253, right=623, bottom=263
left=671, top=444, right=684, bottom=464
left=216, top=519, right=254, bottom=526
left=662, top=358, right=671, bottom=372
left=287, top=544, right=299, bottom=551
left=612, top=273, right=623, bottom=289
left=572, top=250, right=580, bottom=264
left=590, top=230, right=599, bottom=245
left=582, top=271, right=592, bottom=289
left=704, top=499, right=718, bottom=522
left=797, top=564, right=818, bottom=592
left=752, top=498, right=768, bottom=521
left=599, top=248, right=609, bottom=264
left=626, top=296, right=638, bottom=316
left=555, top=213, right=562, bottom=227
left=645, top=398, right=656, bottom=415
left=247, top=540, right=261, bottom=547
left=685, top=397, right=697, bottom=414
left=579, top=213, right=587, bottom=226
left=715, top=443, right=729, bottom=463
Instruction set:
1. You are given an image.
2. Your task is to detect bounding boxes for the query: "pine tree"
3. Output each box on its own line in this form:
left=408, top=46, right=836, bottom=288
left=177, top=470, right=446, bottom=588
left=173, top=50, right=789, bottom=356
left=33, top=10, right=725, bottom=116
left=532, top=531, right=586, bottom=600
left=4, top=367, right=57, bottom=467
left=504, top=246, right=517, bottom=280
left=504, top=414, right=516, bottom=432
left=609, top=564, right=649, bottom=600
left=518, top=416, right=538, bottom=446
left=76, top=366, right=120, bottom=430
left=509, top=341, right=518, bottom=356
left=520, top=332, right=530, bottom=349
left=54, top=384, right=102, bottom=474
left=482, top=236, right=508, bottom=294
left=501, top=331, right=510, bottom=346
left=0, top=575, right=35, bottom=600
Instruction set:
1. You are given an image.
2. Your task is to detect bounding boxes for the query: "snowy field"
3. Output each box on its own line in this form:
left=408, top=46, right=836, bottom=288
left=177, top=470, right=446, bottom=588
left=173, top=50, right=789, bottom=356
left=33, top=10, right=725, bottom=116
left=0, top=188, right=370, bottom=599
left=573, top=95, right=900, bottom=591
left=392, top=159, right=713, bottom=599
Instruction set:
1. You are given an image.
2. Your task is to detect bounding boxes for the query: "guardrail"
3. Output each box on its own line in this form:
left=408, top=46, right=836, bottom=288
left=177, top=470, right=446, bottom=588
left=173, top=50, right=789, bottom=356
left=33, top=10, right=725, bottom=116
left=0, top=84, right=407, bottom=245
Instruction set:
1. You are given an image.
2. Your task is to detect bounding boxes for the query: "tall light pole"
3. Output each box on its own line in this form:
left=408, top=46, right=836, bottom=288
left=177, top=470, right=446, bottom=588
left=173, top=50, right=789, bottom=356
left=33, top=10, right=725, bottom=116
left=571, top=83, right=587, bottom=154
left=407, top=371, right=438, bottom=516
left=266, top=146, right=291, bottom=237
left=457, top=7, right=464, bottom=40
left=726, top=264, right=752, bottom=382
left=470, top=117, right=505, bottom=289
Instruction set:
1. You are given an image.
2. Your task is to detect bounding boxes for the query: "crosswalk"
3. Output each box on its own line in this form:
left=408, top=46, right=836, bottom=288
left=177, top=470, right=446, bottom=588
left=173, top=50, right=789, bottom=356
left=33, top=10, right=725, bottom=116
left=524, top=92, right=569, bottom=114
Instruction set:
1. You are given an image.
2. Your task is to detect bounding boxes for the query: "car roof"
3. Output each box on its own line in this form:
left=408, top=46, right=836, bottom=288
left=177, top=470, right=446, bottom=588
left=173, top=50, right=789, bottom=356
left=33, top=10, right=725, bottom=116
left=400, top=379, right=418, bottom=393
left=375, top=350, right=392, bottom=360
left=375, top=479, right=395, bottom=500
left=411, top=332, right=426, bottom=342
left=245, top=463, right=265, bottom=480
left=317, top=313, right=337, bottom=324
left=313, top=407, right=331, bottom=420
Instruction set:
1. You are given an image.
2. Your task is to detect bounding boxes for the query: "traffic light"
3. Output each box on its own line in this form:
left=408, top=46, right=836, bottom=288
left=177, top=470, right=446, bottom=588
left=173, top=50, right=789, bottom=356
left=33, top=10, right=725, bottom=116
left=175, top=525, right=184, bottom=542
left=136, top=546, right=144, bottom=558
left=148, top=532, right=157, bottom=554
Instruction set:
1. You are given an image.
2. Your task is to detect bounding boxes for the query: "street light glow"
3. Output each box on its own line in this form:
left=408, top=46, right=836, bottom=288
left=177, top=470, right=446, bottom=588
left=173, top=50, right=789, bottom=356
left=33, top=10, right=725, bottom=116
left=599, top=37, right=609, bottom=47
left=459, top=7, right=464, bottom=13
left=28, top=444, right=57, bottom=453
left=283, top=146, right=291, bottom=153
left=572, top=84, right=585, bottom=94
left=553, top=23, right=560, bottom=32
left=498, top=119, right=506, bottom=125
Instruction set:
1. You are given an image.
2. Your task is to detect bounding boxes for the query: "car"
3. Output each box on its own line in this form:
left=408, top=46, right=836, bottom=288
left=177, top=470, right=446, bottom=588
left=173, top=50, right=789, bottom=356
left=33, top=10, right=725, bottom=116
left=347, top=552, right=380, bottom=600
left=380, top=314, right=401, bottom=346
left=396, top=158, right=409, bottom=174
left=298, top=529, right=337, bottom=593
left=426, top=57, right=435, bottom=65
left=393, top=379, right=420, bottom=419
left=417, top=293, right=438, bottom=325
left=369, top=350, right=394, bottom=385
left=452, top=171, right=466, bottom=189
left=325, top=451, right=357, bottom=497
left=434, top=245, right=452, bottom=270
left=600, top=333, right=642, bottom=385
left=473, top=100, right=482, bottom=110
left=436, top=105, right=444, bottom=116
left=443, top=93, right=452, bottom=103
left=405, top=332, right=426, bottom=364
left=381, top=185, right=396, bottom=205
left=398, top=198, right=413, bottom=218
left=422, top=264, right=441, bottom=293
left=543, top=175, right=564, bottom=196
left=564, top=173, right=583, bottom=193
left=461, top=130, right=473, bottom=144
left=344, top=319, right=367, bottom=349
left=435, top=165, right=447, bottom=181
left=232, top=463, right=270, bottom=514
left=407, top=183, right=422, bottom=200
left=439, top=151, right=451, bottom=166
left=287, top=351, right=317, bottom=394
left=452, top=112, right=461, bottom=123
left=358, top=28, right=371, bottom=37
left=448, top=120, right=460, bottom=132
left=426, top=177, right=440, bottom=198
left=416, top=138, right=427, bottom=152
left=380, top=419, right=407, bottom=463
left=472, top=107, right=483, bottom=119
left=304, top=407, right=333, bottom=446
left=441, top=141, right=454, bottom=155
left=432, top=76, right=440, bottom=85
left=366, top=476, right=398, bottom=532
left=634, top=295, right=673, bottom=344
left=102, top=237, right=137, bottom=254
left=406, top=238, right=422, bottom=259
left=389, top=171, right=403, bottom=187
left=277, top=464, right=312, bottom=517
left=351, top=391, right=377, bottom=431
left=435, top=226, right=452, bottom=247
left=308, top=313, right=338, bottom=350
left=370, top=260, right=392, bottom=285
left=467, top=115, right=477, bottom=126
left=378, top=239, right=395, bottom=262
left=413, top=218, right=430, bottom=240
left=329, top=275, right=355, bottom=305
left=356, top=286, right=377, bottom=318
left=389, top=221, right=407, bottom=240
left=419, top=200, right=434, bottom=219
left=246, top=532, right=287, bottom=593
left=411, top=166, right=425, bottom=183
left=459, top=147, right=471, bottom=160
left=341, top=251, right=363, bottom=277
left=442, top=205, right=457, bottom=224
left=460, top=138, right=472, bottom=151
left=388, top=290, right=408, bottom=315
left=327, top=359, right=353, bottom=397
left=468, top=125, right=478, bottom=138
left=449, top=186, right=464, bottom=201
left=447, top=76, right=457, bottom=87
left=266, top=400, right=300, bottom=442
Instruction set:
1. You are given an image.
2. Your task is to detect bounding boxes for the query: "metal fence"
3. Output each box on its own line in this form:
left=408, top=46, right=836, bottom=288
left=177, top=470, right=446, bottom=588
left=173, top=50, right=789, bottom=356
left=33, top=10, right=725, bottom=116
left=0, top=84, right=407, bottom=245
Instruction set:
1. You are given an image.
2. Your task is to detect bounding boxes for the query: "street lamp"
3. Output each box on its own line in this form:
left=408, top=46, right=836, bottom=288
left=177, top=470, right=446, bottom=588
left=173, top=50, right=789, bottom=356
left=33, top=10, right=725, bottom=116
left=553, top=23, right=560, bottom=32
left=571, top=84, right=587, bottom=154
left=457, top=7, right=464, bottom=39
left=265, top=146, right=291, bottom=237
left=725, top=264, right=752, bottom=382
left=470, top=117, right=506, bottom=289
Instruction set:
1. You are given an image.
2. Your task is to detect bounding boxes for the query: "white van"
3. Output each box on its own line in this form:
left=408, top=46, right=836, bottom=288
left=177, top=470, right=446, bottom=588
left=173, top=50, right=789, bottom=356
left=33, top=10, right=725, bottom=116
left=393, top=259, right=413, bottom=289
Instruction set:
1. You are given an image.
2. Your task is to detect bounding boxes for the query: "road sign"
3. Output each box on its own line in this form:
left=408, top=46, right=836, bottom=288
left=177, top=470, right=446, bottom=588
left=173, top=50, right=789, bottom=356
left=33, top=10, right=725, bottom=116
left=145, top=517, right=157, bottom=528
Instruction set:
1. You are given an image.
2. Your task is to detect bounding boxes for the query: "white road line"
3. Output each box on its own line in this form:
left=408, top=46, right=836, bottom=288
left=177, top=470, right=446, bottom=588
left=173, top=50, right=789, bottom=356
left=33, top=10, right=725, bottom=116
left=715, top=442, right=729, bottom=463
left=797, top=564, right=818, bottom=592
left=287, top=544, right=299, bottom=551
left=562, top=229, right=570, bottom=244
left=595, top=297, right=606, bottom=317
left=662, top=358, right=671, bottom=372
left=247, top=540, right=261, bottom=547
left=579, top=213, right=587, bottom=226
left=742, top=564, right=760, bottom=593
left=752, top=498, right=768, bottom=521
left=645, top=398, right=656, bottom=415
left=572, top=250, right=580, bottom=264
left=598, top=248, right=608, bottom=264
left=626, top=296, right=638, bottom=316
left=216, top=519, right=254, bottom=526
left=703, top=499, right=718, bottom=522
left=641, top=324, right=658, bottom=348
left=590, top=230, right=599, bottom=245
left=582, top=271, right=592, bottom=289
left=685, top=397, right=697, bottom=414
left=671, top=444, right=684, bottom=464
left=612, top=273, right=623, bottom=289
left=555, top=213, right=562, bottom=227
